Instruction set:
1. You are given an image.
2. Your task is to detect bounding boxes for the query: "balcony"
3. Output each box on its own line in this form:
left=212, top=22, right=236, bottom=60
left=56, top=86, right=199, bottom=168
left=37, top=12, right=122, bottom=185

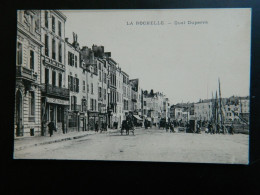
left=16, top=65, right=37, bottom=82
left=43, top=84, right=70, bottom=99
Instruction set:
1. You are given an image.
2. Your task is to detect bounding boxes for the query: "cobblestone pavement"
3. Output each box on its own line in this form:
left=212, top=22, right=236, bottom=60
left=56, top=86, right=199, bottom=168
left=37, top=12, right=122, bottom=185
left=14, top=127, right=249, bottom=164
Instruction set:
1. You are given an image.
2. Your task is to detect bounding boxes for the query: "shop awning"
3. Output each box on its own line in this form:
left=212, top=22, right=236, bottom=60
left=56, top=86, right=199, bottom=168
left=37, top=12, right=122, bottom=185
left=133, top=115, right=143, bottom=121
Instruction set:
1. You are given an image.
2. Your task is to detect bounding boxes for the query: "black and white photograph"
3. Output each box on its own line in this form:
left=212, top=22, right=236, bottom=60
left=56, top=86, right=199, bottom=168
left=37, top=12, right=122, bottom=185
left=14, top=9, right=251, bottom=164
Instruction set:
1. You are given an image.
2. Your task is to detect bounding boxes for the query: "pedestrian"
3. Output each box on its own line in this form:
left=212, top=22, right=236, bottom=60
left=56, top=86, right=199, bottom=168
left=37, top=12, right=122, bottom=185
left=104, top=122, right=107, bottom=131
left=165, top=122, right=169, bottom=132
left=47, top=120, right=56, bottom=137
left=230, top=123, right=234, bottom=135
left=170, top=122, right=174, bottom=133
left=196, top=123, right=201, bottom=134
left=95, top=121, right=99, bottom=132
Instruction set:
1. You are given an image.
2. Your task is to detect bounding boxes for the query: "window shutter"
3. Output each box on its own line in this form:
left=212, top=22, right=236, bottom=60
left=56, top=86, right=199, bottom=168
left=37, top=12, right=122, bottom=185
left=76, top=78, right=79, bottom=92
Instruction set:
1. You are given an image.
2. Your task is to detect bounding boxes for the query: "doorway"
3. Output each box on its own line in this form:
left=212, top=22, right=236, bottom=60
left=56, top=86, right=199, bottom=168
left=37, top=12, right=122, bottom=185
left=15, top=90, right=23, bottom=136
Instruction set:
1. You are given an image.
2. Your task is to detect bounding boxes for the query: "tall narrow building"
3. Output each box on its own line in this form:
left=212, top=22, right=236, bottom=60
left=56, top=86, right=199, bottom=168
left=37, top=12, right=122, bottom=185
left=15, top=10, right=44, bottom=137
left=40, top=10, right=69, bottom=135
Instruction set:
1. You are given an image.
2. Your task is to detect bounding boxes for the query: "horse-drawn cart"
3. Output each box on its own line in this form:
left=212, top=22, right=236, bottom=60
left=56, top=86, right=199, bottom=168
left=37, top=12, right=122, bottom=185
left=121, top=120, right=135, bottom=135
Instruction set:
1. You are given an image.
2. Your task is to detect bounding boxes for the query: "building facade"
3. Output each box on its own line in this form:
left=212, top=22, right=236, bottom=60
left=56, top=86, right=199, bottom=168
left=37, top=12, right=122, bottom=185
left=65, top=34, right=87, bottom=132
left=194, top=100, right=212, bottom=122
left=40, top=10, right=69, bottom=135
left=15, top=10, right=44, bottom=137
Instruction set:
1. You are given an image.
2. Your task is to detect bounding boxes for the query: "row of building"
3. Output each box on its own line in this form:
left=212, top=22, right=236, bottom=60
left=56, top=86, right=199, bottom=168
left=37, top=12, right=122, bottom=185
left=170, top=96, right=249, bottom=124
left=15, top=10, right=171, bottom=137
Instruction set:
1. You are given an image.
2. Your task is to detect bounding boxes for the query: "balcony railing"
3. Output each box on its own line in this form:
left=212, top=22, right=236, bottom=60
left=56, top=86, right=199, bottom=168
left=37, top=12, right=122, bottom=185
left=44, top=84, right=70, bottom=99
left=16, top=65, right=37, bottom=81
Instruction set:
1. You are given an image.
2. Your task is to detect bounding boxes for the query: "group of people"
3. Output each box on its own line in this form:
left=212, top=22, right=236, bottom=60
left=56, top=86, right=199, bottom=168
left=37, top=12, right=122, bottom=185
left=206, top=122, right=234, bottom=134
left=95, top=121, right=108, bottom=132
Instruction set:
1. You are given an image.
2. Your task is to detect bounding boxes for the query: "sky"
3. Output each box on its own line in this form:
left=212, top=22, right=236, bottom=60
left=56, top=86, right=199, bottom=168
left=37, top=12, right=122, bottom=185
left=62, top=9, right=251, bottom=104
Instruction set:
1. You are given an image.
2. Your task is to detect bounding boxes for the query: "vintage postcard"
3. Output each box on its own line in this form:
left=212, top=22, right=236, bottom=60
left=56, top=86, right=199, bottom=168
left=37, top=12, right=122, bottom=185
left=14, top=9, right=251, bottom=164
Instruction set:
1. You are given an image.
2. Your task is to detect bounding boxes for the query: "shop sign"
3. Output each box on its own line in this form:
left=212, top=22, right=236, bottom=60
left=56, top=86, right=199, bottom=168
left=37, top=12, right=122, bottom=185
left=46, top=97, right=69, bottom=105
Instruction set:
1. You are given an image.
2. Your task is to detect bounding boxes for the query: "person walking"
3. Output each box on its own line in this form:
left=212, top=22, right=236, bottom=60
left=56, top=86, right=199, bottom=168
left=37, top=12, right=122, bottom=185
left=170, top=122, right=174, bottom=133
left=165, top=122, right=169, bottom=132
left=47, top=120, right=56, bottom=137
left=95, top=121, right=99, bottom=132
left=230, top=123, right=234, bottom=135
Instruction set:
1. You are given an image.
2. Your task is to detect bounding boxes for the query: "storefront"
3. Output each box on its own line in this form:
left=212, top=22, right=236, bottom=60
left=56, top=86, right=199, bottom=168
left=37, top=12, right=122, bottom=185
left=41, top=96, right=69, bottom=135
left=79, top=113, right=87, bottom=131
left=88, top=111, right=99, bottom=130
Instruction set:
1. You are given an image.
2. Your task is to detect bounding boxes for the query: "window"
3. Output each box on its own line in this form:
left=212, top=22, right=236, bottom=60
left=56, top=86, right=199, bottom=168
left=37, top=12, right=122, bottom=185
left=69, top=76, right=73, bottom=91
left=99, top=63, right=101, bottom=70
left=52, top=38, right=56, bottom=60
left=45, top=68, right=49, bottom=84
left=94, top=99, right=97, bottom=111
left=104, top=73, right=106, bottom=83
left=30, top=15, right=34, bottom=33
left=52, top=16, right=55, bottom=33
left=98, top=87, right=102, bottom=98
left=58, top=73, right=62, bottom=87
left=68, top=52, right=72, bottom=66
left=99, top=71, right=101, bottom=82
left=30, top=50, right=34, bottom=70
left=76, top=78, right=79, bottom=92
left=73, top=77, right=77, bottom=92
left=104, top=89, right=106, bottom=100
left=45, top=34, right=49, bottom=56
left=29, top=91, right=35, bottom=116
left=52, top=71, right=56, bottom=86
left=117, top=92, right=119, bottom=102
left=87, top=84, right=89, bottom=93
left=58, top=42, right=62, bottom=63
left=72, top=53, right=75, bottom=66
left=58, top=21, right=61, bottom=36
left=71, top=96, right=77, bottom=110
left=17, top=42, right=22, bottom=65
left=75, top=55, right=77, bottom=67
left=98, top=103, right=101, bottom=112
left=83, top=80, right=86, bottom=91
left=91, top=83, right=93, bottom=94
left=90, top=99, right=93, bottom=111
left=45, top=11, right=48, bottom=28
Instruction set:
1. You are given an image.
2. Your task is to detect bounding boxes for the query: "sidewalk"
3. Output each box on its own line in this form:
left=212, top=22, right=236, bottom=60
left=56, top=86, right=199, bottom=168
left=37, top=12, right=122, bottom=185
left=14, top=128, right=119, bottom=151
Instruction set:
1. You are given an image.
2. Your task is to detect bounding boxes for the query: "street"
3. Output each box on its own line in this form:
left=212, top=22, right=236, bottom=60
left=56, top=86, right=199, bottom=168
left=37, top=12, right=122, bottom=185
left=14, top=127, right=249, bottom=164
